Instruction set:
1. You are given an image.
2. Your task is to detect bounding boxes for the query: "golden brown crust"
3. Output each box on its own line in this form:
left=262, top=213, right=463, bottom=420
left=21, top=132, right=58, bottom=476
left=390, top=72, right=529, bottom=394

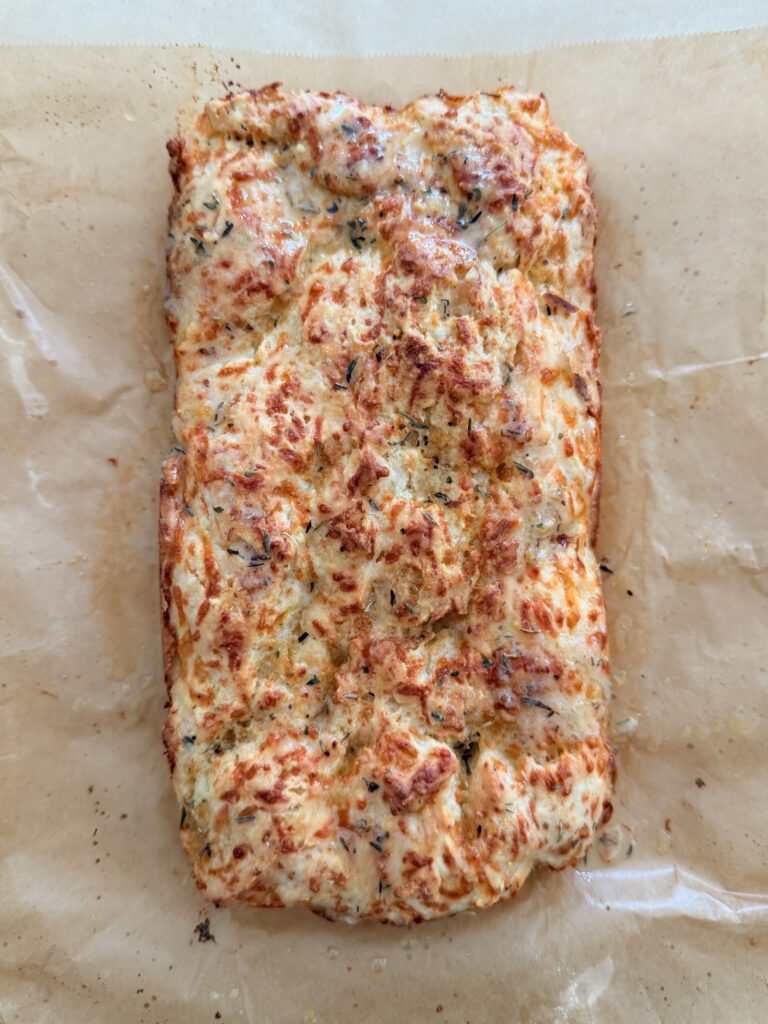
left=160, top=85, right=611, bottom=923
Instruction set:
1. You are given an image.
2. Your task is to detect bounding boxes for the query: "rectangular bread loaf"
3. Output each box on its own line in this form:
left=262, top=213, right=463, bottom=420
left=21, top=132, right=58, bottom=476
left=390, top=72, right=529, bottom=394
left=160, top=84, right=613, bottom=923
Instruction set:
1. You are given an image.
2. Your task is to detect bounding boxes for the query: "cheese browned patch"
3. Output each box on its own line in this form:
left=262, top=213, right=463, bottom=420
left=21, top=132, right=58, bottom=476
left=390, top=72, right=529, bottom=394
left=161, top=84, right=613, bottom=924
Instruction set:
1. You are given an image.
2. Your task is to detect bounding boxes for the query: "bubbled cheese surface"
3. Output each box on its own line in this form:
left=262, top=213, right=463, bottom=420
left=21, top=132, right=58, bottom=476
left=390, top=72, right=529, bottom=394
left=160, top=85, right=613, bottom=923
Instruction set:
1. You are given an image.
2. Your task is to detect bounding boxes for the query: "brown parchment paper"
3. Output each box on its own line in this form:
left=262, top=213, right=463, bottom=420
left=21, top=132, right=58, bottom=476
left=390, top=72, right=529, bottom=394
left=1, top=31, right=767, bottom=1024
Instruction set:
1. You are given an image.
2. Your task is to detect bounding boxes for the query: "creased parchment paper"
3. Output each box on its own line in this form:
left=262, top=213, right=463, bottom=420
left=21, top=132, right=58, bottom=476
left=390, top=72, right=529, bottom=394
left=1, top=31, right=766, bottom=1024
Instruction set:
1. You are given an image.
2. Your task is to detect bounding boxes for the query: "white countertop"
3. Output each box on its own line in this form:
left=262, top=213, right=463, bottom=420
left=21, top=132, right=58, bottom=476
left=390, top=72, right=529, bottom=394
left=4, top=0, right=766, bottom=50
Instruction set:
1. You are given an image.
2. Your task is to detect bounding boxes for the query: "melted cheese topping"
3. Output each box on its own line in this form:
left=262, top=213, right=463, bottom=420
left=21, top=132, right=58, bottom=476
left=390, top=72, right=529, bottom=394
left=161, top=85, right=613, bottom=923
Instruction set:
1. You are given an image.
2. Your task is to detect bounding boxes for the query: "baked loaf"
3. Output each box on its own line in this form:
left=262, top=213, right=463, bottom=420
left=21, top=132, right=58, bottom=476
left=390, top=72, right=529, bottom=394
left=161, top=84, right=613, bottom=923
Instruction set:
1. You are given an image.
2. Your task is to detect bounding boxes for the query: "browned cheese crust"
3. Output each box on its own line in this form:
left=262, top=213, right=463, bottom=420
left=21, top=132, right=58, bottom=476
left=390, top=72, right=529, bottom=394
left=160, top=84, right=613, bottom=923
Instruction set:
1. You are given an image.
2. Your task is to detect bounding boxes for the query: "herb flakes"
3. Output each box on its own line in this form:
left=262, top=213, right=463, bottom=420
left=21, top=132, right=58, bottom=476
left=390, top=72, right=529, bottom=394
left=347, top=217, right=367, bottom=249
left=402, top=411, right=428, bottom=429
left=454, top=735, right=479, bottom=775
left=521, top=697, right=555, bottom=717
left=194, top=918, right=216, bottom=943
